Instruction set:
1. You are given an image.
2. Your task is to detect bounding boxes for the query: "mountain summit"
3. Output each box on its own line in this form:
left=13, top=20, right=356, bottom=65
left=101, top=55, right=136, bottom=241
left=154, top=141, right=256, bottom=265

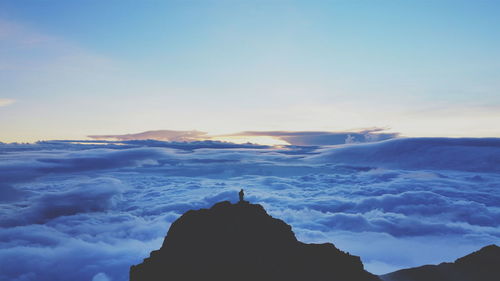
left=381, top=244, right=500, bottom=281
left=130, top=200, right=380, bottom=281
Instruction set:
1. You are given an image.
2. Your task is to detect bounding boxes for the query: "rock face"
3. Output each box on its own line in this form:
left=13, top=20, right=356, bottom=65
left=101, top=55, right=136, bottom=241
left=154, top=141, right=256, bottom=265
left=130, top=201, right=381, bottom=281
left=380, top=244, right=500, bottom=281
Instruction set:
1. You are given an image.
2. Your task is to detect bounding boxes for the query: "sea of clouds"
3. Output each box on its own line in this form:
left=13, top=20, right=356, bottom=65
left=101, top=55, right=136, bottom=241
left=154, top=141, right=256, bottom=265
left=1, top=138, right=499, bottom=281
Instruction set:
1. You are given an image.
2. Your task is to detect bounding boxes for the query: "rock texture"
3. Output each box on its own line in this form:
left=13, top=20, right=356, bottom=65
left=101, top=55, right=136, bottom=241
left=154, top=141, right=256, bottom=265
left=380, top=244, right=500, bottom=281
left=130, top=201, right=380, bottom=281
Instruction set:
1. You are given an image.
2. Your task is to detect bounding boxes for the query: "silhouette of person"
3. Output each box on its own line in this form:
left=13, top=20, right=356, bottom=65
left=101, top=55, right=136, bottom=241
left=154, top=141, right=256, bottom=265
left=239, top=189, right=244, bottom=202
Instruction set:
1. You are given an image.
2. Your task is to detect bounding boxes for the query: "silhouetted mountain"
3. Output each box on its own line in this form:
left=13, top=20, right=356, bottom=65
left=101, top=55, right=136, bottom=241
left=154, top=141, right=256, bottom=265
left=380, top=244, right=500, bottom=281
left=130, top=201, right=381, bottom=281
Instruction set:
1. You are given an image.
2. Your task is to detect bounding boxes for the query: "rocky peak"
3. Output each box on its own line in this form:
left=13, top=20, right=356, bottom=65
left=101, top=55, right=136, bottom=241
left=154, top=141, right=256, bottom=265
left=130, top=200, right=380, bottom=281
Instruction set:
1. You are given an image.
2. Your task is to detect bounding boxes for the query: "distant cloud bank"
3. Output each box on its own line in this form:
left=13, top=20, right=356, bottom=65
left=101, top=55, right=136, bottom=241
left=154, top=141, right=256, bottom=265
left=88, top=128, right=399, bottom=146
left=232, top=128, right=399, bottom=145
left=88, top=130, right=208, bottom=142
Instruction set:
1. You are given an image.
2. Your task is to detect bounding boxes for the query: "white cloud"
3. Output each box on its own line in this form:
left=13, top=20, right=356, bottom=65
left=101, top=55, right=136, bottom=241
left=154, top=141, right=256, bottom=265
left=0, top=139, right=499, bottom=280
left=0, top=98, right=15, bottom=107
left=92, top=273, right=111, bottom=281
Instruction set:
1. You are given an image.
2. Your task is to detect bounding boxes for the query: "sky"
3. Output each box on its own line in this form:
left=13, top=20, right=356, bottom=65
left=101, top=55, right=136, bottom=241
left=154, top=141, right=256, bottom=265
left=1, top=0, right=500, bottom=143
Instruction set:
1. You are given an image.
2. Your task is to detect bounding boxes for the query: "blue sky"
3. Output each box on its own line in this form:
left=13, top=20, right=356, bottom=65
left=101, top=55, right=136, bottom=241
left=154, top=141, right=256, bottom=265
left=1, top=0, right=500, bottom=142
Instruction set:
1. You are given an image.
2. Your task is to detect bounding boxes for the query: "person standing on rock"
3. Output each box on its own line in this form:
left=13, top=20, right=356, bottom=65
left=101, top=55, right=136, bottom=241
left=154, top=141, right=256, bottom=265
left=239, top=189, right=244, bottom=202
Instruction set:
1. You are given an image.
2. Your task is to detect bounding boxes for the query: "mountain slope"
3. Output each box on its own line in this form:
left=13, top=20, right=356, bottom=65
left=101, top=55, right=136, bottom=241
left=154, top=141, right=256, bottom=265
left=130, top=200, right=380, bottom=281
left=380, top=244, right=500, bottom=281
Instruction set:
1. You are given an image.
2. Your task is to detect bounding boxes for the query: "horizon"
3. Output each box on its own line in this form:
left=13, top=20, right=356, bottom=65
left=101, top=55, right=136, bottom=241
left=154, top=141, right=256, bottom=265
left=2, top=128, right=500, bottom=146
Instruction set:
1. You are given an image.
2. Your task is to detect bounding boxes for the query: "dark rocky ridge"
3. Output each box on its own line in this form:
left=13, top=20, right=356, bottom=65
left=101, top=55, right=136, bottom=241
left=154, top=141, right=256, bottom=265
left=380, top=244, right=500, bottom=281
left=130, top=201, right=381, bottom=281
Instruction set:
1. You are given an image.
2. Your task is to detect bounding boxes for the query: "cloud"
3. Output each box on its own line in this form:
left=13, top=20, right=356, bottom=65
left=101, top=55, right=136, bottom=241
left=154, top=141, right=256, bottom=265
left=317, top=211, right=469, bottom=237
left=1, top=178, right=124, bottom=227
left=36, top=148, right=170, bottom=173
left=0, top=229, right=158, bottom=281
left=309, top=137, right=500, bottom=172
left=0, top=138, right=499, bottom=280
left=92, top=273, right=111, bottom=281
left=0, top=18, right=115, bottom=77
left=0, top=183, right=31, bottom=203
left=99, top=139, right=270, bottom=150
left=0, top=98, right=15, bottom=107
left=227, top=128, right=400, bottom=146
left=86, top=128, right=399, bottom=146
left=88, top=130, right=208, bottom=142
left=0, top=146, right=175, bottom=185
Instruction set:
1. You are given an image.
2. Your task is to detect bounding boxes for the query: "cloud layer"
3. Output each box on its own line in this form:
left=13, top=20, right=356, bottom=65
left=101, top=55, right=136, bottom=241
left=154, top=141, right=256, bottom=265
left=233, top=128, right=399, bottom=145
left=88, top=130, right=208, bottom=142
left=88, top=128, right=399, bottom=146
left=0, top=138, right=499, bottom=280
